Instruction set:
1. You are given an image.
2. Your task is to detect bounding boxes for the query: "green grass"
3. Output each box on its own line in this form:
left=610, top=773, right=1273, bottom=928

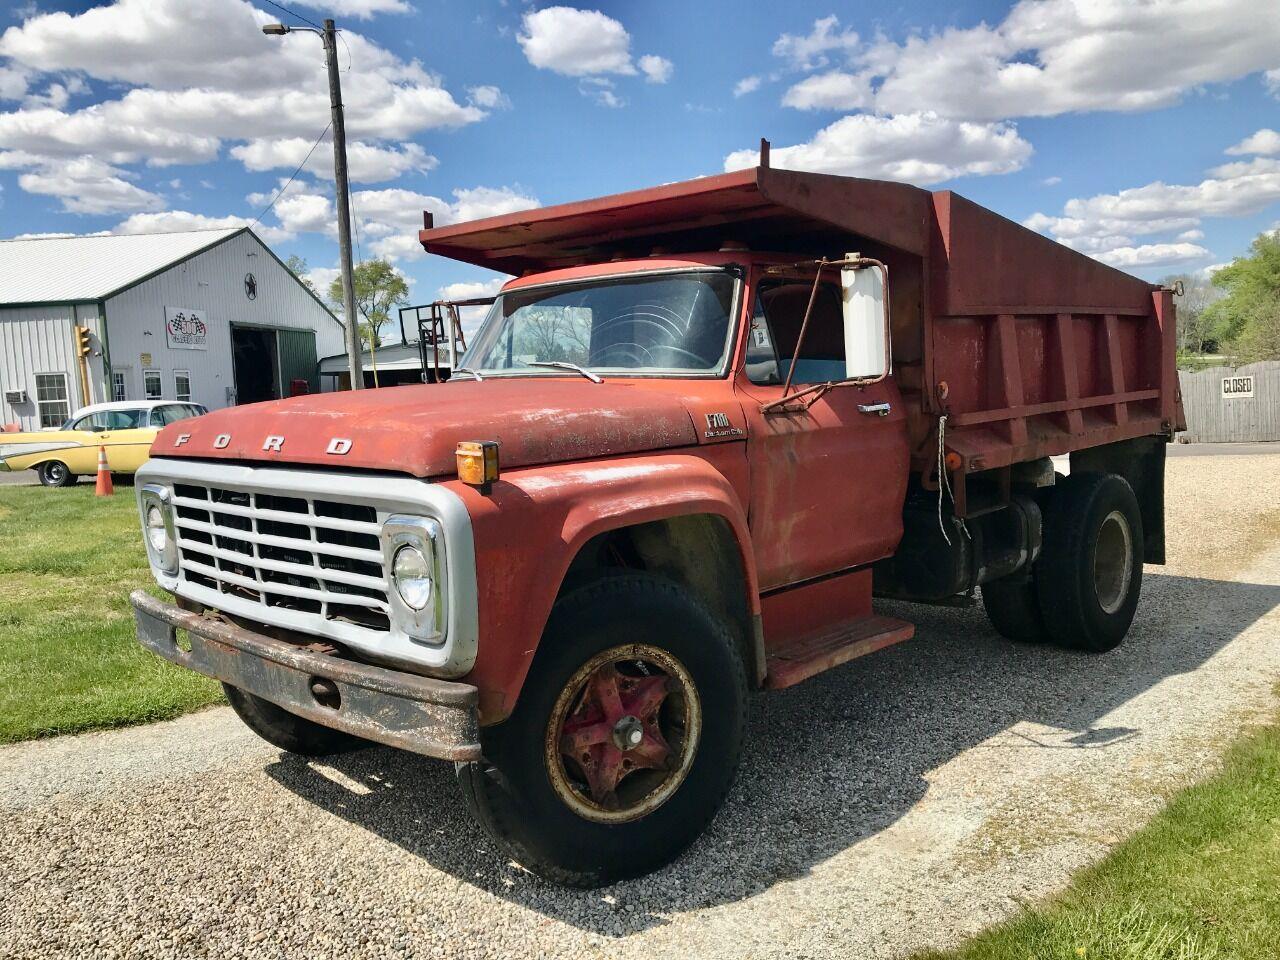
left=915, top=712, right=1280, bottom=960
left=0, top=483, right=221, bottom=743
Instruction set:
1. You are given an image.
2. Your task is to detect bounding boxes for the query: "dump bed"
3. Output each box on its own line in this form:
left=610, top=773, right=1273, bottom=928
left=420, top=166, right=1183, bottom=477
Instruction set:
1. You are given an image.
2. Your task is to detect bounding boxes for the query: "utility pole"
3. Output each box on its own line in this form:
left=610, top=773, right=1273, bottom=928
left=263, top=18, right=364, bottom=389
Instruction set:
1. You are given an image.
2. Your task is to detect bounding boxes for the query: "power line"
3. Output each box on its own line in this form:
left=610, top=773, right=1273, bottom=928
left=260, top=0, right=322, bottom=30
left=336, top=29, right=353, bottom=73
left=248, top=121, right=331, bottom=230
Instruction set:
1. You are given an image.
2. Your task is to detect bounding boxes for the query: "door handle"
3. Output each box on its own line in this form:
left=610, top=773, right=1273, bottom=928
left=858, top=401, right=891, bottom=417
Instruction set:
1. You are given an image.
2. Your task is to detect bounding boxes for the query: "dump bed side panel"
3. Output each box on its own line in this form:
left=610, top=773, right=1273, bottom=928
left=916, top=193, right=1181, bottom=476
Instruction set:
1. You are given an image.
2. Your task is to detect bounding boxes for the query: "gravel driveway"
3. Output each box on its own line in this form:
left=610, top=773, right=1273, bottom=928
left=2, top=455, right=1278, bottom=960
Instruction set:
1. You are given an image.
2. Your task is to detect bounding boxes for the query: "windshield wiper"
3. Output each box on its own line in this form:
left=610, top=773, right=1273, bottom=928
left=450, top=366, right=485, bottom=381
left=526, top=361, right=603, bottom=383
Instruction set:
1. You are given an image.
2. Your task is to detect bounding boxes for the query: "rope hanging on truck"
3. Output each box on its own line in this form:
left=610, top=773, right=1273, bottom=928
left=935, top=415, right=970, bottom=547
left=937, top=415, right=952, bottom=547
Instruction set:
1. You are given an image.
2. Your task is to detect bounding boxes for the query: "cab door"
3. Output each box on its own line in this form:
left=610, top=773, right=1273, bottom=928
left=737, top=273, right=909, bottom=590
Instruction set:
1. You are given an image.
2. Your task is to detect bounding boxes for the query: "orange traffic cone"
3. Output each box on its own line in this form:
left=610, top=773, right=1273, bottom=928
left=95, top=445, right=114, bottom=497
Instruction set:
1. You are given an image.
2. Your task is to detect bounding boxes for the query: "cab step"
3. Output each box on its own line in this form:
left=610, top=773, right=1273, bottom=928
left=763, top=615, right=915, bottom=690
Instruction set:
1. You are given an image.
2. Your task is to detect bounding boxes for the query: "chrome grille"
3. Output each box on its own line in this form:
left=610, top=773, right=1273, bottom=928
left=170, top=482, right=390, bottom=632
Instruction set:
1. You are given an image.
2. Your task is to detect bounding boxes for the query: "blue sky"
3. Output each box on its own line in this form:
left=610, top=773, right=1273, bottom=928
left=2, top=0, right=1278, bottom=318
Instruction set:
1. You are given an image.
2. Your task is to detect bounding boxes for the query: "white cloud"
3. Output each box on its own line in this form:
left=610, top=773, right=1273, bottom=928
left=1024, top=147, right=1280, bottom=269
left=1226, top=128, right=1280, bottom=156
left=305, top=265, right=341, bottom=296
left=638, top=54, right=673, bottom=84
left=0, top=64, right=28, bottom=101
left=21, top=77, right=85, bottom=110
left=467, top=85, right=510, bottom=109
left=230, top=137, right=437, bottom=183
left=16, top=155, right=163, bottom=214
left=111, top=209, right=291, bottom=244
left=772, top=15, right=859, bottom=70
left=438, top=277, right=504, bottom=335
left=1094, top=242, right=1211, bottom=268
left=270, top=189, right=336, bottom=237
left=733, top=75, right=762, bottom=97
left=724, top=111, right=1032, bottom=185
left=292, top=0, right=412, bottom=19
left=439, top=277, right=505, bottom=301
left=1267, top=69, right=1280, bottom=98
left=445, top=185, right=540, bottom=223
left=1042, top=175, right=1062, bottom=185
left=770, top=1, right=1280, bottom=122
left=781, top=70, right=871, bottom=111
left=254, top=181, right=541, bottom=261
left=517, top=7, right=636, bottom=77
left=0, top=0, right=488, bottom=189
left=578, top=77, right=624, bottom=108
left=0, top=105, right=219, bottom=165
left=1033, top=158, right=1280, bottom=240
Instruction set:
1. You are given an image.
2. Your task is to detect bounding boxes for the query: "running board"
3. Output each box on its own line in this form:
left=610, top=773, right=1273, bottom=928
left=764, top=615, right=915, bottom=690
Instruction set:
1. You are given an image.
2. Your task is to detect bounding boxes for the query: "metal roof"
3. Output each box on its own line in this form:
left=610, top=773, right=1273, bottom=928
left=0, top=228, right=243, bottom=305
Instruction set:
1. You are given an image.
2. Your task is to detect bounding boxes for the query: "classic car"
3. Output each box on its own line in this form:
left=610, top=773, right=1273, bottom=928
left=0, top=400, right=208, bottom=486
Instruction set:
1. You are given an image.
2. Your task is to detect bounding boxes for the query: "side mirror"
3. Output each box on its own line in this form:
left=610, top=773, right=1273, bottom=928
left=841, top=253, right=889, bottom=379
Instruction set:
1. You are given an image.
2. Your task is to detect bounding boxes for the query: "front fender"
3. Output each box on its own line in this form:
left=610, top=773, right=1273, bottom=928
left=437, top=446, right=756, bottom=722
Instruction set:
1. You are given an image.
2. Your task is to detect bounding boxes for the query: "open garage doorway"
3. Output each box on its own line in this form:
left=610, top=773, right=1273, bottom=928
left=231, top=324, right=319, bottom=405
left=231, top=325, right=279, bottom=405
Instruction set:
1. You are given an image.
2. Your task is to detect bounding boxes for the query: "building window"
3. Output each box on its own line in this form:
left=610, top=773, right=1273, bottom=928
left=174, top=370, right=191, bottom=402
left=35, top=373, right=70, bottom=429
left=112, top=371, right=128, bottom=402
left=144, top=370, right=163, bottom=400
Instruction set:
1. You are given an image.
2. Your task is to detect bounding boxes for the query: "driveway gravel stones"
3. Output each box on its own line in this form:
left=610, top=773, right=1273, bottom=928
left=2, top=454, right=1278, bottom=959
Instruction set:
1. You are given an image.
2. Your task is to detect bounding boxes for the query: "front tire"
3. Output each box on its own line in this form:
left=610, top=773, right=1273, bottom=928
left=458, top=573, right=747, bottom=887
left=37, top=460, right=75, bottom=487
left=222, top=683, right=361, bottom=756
left=1035, top=472, right=1143, bottom=652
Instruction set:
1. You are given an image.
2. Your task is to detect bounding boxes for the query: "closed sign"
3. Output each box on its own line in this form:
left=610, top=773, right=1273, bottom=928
left=1221, top=375, right=1254, bottom=399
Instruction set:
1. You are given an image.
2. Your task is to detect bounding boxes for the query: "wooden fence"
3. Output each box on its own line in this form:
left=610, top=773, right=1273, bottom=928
left=1178, top=361, right=1280, bottom=442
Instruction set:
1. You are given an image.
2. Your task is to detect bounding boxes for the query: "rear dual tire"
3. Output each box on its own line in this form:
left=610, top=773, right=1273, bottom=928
left=983, top=472, right=1143, bottom=653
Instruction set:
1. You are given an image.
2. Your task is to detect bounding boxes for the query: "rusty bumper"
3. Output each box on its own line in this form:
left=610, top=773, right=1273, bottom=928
left=131, top=590, right=482, bottom=761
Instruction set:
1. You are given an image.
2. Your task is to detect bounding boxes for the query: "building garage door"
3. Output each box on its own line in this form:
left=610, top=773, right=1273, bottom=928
left=277, top=329, right=318, bottom=395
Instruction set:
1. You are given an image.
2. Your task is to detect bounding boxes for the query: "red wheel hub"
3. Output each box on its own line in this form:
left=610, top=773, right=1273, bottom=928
left=559, top=663, right=674, bottom=809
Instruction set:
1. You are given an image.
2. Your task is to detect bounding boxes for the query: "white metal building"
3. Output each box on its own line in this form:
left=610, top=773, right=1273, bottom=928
left=0, top=228, right=345, bottom=430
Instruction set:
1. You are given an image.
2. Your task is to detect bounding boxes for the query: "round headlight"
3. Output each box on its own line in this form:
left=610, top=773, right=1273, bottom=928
left=392, top=544, right=432, bottom=611
left=146, top=503, right=168, bottom=553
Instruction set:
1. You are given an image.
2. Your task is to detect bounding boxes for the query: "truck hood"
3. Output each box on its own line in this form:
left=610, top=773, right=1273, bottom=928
left=153, top=379, right=704, bottom=477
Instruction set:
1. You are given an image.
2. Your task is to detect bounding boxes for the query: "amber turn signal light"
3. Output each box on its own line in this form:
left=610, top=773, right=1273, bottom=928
left=456, top=440, right=500, bottom=491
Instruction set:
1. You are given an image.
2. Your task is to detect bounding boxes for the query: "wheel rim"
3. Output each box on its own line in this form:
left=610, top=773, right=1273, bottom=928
left=45, top=462, right=66, bottom=484
left=1093, top=510, right=1133, bottom=615
left=545, top=643, right=701, bottom=824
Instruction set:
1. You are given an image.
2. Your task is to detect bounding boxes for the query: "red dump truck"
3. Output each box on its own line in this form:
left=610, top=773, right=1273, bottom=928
left=131, top=164, right=1184, bottom=886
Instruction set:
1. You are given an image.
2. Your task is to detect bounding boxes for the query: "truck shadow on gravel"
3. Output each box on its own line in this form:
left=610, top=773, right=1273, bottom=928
left=264, top=569, right=1280, bottom=937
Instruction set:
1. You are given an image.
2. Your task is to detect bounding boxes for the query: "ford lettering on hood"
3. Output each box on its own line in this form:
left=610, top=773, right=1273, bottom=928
left=152, top=379, right=712, bottom=477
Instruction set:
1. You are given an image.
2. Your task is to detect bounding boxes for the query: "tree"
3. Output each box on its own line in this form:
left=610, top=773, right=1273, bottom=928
left=1160, top=270, right=1223, bottom=354
left=284, top=254, right=318, bottom=297
left=327, top=258, right=410, bottom=350
left=1205, top=230, right=1280, bottom=364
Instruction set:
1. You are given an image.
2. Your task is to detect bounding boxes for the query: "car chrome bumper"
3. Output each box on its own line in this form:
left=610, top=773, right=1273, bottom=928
left=131, top=590, right=481, bottom=761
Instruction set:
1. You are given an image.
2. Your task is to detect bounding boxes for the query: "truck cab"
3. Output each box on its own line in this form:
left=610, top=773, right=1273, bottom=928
left=132, top=165, right=1181, bottom=886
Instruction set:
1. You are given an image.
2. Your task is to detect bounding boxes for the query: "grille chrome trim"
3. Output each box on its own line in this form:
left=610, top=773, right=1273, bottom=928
left=169, top=483, right=391, bottom=629
left=137, top=458, right=480, bottom=677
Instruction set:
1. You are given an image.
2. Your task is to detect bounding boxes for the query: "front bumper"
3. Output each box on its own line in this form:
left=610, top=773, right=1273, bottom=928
left=132, top=590, right=481, bottom=761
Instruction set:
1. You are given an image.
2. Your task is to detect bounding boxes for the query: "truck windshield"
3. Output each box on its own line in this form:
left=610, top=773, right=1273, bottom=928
left=462, top=270, right=738, bottom=377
